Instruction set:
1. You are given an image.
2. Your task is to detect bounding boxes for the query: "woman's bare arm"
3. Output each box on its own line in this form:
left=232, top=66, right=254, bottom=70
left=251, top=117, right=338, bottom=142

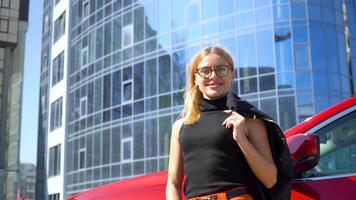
left=223, top=112, right=277, bottom=188
left=166, top=119, right=185, bottom=200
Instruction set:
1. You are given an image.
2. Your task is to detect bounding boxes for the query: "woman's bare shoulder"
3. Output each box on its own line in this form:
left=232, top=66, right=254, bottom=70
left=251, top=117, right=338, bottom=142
left=172, top=118, right=184, bottom=131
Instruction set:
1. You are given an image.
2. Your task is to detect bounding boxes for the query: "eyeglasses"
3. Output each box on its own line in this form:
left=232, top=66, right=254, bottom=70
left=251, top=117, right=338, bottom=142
left=196, top=65, right=232, bottom=78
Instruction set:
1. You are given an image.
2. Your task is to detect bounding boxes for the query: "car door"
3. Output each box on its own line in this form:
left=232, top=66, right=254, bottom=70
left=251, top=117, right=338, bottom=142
left=292, top=106, right=356, bottom=200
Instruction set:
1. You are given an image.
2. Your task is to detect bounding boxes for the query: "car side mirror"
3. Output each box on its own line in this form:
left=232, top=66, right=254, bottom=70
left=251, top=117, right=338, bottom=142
left=286, top=134, right=320, bottom=173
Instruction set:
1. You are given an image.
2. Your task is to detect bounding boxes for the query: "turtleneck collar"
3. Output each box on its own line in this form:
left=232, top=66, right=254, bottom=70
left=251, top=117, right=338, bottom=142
left=200, top=95, right=228, bottom=111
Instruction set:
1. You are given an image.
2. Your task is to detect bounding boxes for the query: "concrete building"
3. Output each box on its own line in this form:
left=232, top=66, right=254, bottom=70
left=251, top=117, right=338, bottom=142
left=0, top=0, right=29, bottom=199
left=19, top=163, right=36, bottom=200
left=38, top=0, right=355, bottom=199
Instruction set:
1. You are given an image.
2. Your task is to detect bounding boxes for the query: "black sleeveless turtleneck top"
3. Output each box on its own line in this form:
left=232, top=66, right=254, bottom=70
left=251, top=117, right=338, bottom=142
left=179, top=96, right=248, bottom=198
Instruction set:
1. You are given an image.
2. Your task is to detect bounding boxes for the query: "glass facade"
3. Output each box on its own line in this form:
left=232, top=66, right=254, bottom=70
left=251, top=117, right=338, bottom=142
left=39, top=0, right=355, bottom=197
left=36, top=0, right=52, bottom=199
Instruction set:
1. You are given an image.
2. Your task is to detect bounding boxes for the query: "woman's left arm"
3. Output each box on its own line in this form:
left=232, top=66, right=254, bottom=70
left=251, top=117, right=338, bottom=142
left=223, top=112, right=277, bottom=188
left=242, top=118, right=277, bottom=188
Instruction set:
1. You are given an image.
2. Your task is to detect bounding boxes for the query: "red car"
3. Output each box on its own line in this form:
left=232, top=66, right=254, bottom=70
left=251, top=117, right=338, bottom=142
left=68, top=97, right=356, bottom=200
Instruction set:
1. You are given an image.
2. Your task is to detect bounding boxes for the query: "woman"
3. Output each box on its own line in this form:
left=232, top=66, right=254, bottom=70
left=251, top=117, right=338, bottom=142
left=166, top=46, right=279, bottom=200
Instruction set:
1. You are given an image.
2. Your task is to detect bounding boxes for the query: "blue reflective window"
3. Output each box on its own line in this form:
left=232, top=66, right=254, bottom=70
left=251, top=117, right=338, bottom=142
left=347, top=6, right=356, bottom=35
left=145, top=97, right=157, bottom=111
left=237, top=0, right=253, bottom=12
left=256, top=7, right=272, bottom=24
left=256, top=0, right=271, bottom=8
left=113, top=17, right=122, bottom=51
left=172, top=29, right=186, bottom=46
left=273, top=0, right=288, bottom=4
left=173, top=50, right=186, bottom=90
left=133, top=121, right=144, bottom=159
left=273, top=5, right=289, bottom=21
left=277, top=72, right=294, bottom=89
left=323, top=7, right=335, bottom=24
left=220, top=15, right=236, bottom=33
left=240, top=78, right=257, bottom=94
left=341, top=76, right=351, bottom=94
left=188, top=25, right=202, bottom=42
left=297, top=95, right=314, bottom=122
left=202, top=0, right=217, bottom=20
left=187, top=2, right=200, bottom=25
left=257, top=30, right=274, bottom=71
left=296, top=72, right=312, bottom=89
left=308, top=5, right=322, bottom=21
left=95, top=27, right=103, bottom=59
left=203, top=20, right=218, bottom=37
left=158, top=33, right=171, bottom=49
left=159, top=94, right=171, bottom=109
left=328, top=74, right=341, bottom=91
left=145, top=118, right=157, bottom=157
left=293, top=26, right=308, bottom=43
left=159, top=116, right=171, bottom=156
left=104, top=21, right=112, bottom=55
left=324, top=28, right=339, bottom=73
left=259, top=75, right=275, bottom=91
left=321, top=0, right=334, bottom=7
left=313, top=72, right=328, bottom=91
left=144, top=1, right=157, bottom=39
left=310, top=25, right=326, bottom=71
left=158, top=55, right=171, bottom=93
left=278, top=96, right=296, bottom=130
left=219, top=0, right=235, bottom=16
left=112, top=70, right=121, bottom=106
left=172, top=0, right=184, bottom=29
left=238, top=33, right=257, bottom=76
left=134, top=7, right=144, bottom=43
left=145, top=59, right=157, bottom=97
left=291, top=3, right=306, bottom=19
left=260, top=98, right=277, bottom=121
left=335, top=10, right=343, bottom=27
left=337, top=32, right=348, bottom=76
left=173, top=91, right=184, bottom=106
left=274, top=27, right=293, bottom=72
left=220, top=37, right=237, bottom=62
left=295, top=46, right=309, bottom=69
left=134, top=62, right=144, bottom=100
left=238, top=11, right=254, bottom=28
left=158, top=0, right=171, bottom=34
left=314, top=95, right=330, bottom=113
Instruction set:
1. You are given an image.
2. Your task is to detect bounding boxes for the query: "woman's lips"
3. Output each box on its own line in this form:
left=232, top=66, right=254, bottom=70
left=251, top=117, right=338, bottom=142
left=206, top=82, right=220, bottom=88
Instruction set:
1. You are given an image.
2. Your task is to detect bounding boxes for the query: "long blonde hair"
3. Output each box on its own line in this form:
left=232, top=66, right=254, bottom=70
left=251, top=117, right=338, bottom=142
left=183, top=46, right=234, bottom=125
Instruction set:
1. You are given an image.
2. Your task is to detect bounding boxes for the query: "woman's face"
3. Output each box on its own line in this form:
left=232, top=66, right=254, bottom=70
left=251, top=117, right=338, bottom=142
left=195, top=53, right=234, bottom=100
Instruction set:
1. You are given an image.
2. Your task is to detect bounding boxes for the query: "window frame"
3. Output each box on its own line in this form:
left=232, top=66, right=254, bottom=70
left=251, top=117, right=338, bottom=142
left=83, top=0, right=90, bottom=19
left=121, top=137, right=133, bottom=163
left=0, top=19, right=9, bottom=33
left=80, top=96, right=87, bottom=118
left=78, top=148, right=86, bottom=169
left=122, top=24, right=134, bottom=47
left=122, top=79, right=133, bottom=104
left=81, top=46, right=89, bottom=68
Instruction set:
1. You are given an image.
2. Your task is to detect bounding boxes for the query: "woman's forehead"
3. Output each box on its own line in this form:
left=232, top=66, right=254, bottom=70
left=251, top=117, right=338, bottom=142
left=198, top=54, right=228, bottom=67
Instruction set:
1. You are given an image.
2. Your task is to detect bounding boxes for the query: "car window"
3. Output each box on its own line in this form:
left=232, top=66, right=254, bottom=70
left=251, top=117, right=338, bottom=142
left=305, top=110, right=356, bottom=178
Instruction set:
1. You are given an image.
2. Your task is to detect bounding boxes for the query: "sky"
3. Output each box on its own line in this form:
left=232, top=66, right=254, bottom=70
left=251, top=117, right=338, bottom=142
left=20, top=0, right=42, bottom=164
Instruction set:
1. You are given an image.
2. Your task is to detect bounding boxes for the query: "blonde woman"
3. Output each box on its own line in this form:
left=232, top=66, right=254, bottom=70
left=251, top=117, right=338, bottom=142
left=166, top=46, right=292, bottom=200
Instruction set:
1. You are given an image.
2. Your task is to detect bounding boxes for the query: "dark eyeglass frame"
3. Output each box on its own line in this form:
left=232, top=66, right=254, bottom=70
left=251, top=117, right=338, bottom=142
left=196, top=65, right=233, bottom=78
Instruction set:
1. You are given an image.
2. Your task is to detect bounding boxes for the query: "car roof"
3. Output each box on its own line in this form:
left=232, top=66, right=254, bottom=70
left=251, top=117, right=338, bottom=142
left=285, top=96, right=356, bottom=137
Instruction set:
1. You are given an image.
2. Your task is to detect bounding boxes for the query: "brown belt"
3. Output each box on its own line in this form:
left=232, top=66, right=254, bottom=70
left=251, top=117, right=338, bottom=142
left=189, top=187, right=253, bottom=200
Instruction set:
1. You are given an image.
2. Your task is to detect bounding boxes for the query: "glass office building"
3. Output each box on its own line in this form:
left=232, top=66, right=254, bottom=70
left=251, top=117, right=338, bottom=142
left=39, top=0, right=355, bottom=198
left=0, top=0, right=29, bottom=199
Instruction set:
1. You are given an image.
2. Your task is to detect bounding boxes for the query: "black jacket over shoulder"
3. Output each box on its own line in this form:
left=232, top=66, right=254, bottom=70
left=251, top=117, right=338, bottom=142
left=226, top=92, right=294, bottom=200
